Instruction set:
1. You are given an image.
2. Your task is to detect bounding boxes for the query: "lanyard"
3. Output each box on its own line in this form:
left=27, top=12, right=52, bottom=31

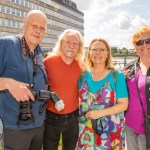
left=19, top=34, right=38, bottom=87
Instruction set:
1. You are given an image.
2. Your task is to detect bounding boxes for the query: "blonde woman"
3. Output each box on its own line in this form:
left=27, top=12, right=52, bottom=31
left=43, top=29, right=84, bottom=150
left=124, top=26, right=150, bottom=150
left=76, top=38, right=128, bottom=149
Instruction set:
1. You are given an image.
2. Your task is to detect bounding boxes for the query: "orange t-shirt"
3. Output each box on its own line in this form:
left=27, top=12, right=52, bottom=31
left=43, top=55, right=82, bottom=114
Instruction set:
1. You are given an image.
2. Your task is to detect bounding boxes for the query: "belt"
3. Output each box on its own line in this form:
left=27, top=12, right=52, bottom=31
left=46, top=109, right=79, bottom=119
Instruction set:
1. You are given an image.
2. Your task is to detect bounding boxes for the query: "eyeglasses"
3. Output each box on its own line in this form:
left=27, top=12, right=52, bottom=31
left=90, top=48, right=107, bottom=53
left=31, top=25, right=46, bottom=33
left=136, top=38, right=150, bottom=46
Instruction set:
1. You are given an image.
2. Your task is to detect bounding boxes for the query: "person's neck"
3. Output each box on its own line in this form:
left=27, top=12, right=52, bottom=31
left=91, top=64, right=106, bottom=73
left=61, top=55, right=74, bottom=65
left=24, top=36, right=36, bottom=51
left=91, top=65, right=109, bottom=81
left=26, top=42, right=36, bottom=51
left=140, top=57, right=150, bottom=68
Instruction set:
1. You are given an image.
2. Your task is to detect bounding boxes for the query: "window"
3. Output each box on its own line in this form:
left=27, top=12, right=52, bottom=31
left=12, top=20, right=16, bottom=28
left=16, top=9, right=20, bottom=16
left=7, top=19, right=11, bottom=26
left=25, top=0, right=29, bottom=7
left=1, top=5, right=5, bottom=13
left=16, top=0, right=19, bottom=4
left=11, top=0, right=15, bottom=3
left=21, top=10, right=24, bottom=18
left=20, top=0, right=24, bottom=6
left=1, top=19, right=6, bottom=26
left=12, top=8, right=15, bottom=15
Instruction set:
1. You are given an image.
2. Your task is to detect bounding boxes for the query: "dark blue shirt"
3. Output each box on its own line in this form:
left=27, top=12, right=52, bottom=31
left=0, top=35, right=47, bottom=130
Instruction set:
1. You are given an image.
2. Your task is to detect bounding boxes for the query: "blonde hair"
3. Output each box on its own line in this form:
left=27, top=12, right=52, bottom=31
left=54, top=29, right=84, bottom=64
left=132, top=26, right=150, bottom=45
left=86, top=38, right=114, bottom=70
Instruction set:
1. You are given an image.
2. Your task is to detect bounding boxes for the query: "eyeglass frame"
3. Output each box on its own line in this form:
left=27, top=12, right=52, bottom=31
left=136, top=38, right=150, bottom=46
left=90, top=48, right=108, bottom=53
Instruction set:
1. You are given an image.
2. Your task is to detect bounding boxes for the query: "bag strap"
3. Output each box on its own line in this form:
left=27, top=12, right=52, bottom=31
left=145, top=67, right=150, bottom=150
left=134, top=62, right=145, bottom=116
left=146, top=67, right=150, bottom=115
left=112, top=69, right=116, bottom=84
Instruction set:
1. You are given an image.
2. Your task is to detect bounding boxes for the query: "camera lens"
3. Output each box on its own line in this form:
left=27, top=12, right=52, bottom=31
left=17, top=101, right=34, bottom=124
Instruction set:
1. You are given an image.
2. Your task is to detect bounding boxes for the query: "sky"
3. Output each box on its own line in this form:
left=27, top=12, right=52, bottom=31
left=72, top=0, right=150, bottom=49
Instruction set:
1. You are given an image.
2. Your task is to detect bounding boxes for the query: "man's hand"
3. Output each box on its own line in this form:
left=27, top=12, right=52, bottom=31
left=0, top=78, right=34, bottom=102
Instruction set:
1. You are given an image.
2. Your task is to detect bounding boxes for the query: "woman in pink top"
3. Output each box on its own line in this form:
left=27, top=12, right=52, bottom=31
left=124, top=26, right=150, bottom=150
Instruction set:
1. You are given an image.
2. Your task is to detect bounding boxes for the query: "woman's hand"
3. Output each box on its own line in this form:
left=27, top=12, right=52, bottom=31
left=85, top=97, right=128, bottom=120
left=85, top=110, right=101, bottom=120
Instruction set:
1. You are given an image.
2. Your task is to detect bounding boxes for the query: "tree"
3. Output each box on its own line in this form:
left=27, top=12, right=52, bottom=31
left=111, top=47, right=118, bottom=54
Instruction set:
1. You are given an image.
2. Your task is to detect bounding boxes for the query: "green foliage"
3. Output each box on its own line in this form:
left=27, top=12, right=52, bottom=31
left=111, top=46, right=137, bottom=57
left=58, top=133, right=62, bottom=150
left=111, top=46, right=118, bottom=53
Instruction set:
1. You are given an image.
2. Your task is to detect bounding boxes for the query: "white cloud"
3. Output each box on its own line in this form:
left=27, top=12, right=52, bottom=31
left=131, top=16, right=148, bottom=27
left=72, top=0, right=150, bottom=48
left=117, top=12, right=131, bottom=29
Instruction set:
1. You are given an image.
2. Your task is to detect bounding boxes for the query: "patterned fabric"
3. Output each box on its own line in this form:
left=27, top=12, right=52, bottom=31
left=76, top=80, right=125, bottom=150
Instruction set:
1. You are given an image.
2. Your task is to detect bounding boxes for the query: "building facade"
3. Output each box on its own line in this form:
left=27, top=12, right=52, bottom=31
left=0, top=0, right=84, bottom=51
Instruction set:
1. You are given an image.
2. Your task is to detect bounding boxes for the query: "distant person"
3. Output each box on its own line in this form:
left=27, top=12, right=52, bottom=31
left=0, top=10, right=47, bottom=150
left=43, top=29, right=85, bottom=150
left=124, top=26, right=150, bottom=150
left=76, top=38, right=128, bottom=149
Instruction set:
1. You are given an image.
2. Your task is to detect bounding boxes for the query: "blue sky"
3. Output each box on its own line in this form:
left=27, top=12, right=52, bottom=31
left=73, top=0, right=150, bottom=49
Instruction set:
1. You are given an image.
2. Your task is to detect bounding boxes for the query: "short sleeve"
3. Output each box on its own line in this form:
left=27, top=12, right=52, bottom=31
left=115, top=70, right=128, bottom=98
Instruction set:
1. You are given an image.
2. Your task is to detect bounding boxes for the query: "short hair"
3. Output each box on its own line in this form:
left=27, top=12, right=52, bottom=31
left=54, top=29, right=84, bottom=63
left=86, top=38, right=114, bottom=70
left=132, top=26, right=150, bottom=45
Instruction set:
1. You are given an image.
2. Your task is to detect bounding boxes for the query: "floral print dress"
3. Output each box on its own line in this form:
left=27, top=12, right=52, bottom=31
left=76, top=78, right=125, bottom=150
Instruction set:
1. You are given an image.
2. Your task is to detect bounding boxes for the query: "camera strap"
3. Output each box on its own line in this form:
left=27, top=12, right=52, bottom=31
left=15, top=34, right=38, bottom=86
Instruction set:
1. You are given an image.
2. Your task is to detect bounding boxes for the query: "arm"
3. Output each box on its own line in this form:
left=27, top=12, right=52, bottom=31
left=0, top=78, right=34, bottom=102
left=0, top=37, right=34, bottom=102
left=85, top=97, right=128, bottom=119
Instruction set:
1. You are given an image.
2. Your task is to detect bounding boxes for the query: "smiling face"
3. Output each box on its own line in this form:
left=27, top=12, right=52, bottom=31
left=23, top=11, right=47, bottom=50
left=89, top=41, right=108, bottom=65
left=134, top=32, right=150, bottom=59
left=61, top=32, right=80, bottom=61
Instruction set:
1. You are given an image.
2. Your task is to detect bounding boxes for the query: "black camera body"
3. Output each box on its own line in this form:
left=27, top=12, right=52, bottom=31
left=17, top=90, right=64, bottom=124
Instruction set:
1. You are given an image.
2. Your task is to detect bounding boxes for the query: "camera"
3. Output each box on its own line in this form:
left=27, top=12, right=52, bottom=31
left=36, top=90, right=64, bottom=112
left=17, top=89, right=64, bottom=124
left=17, top=101, right=34, bottom=124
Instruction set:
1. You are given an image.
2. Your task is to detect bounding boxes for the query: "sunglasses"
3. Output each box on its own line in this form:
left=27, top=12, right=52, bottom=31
left=136, top=38, right=150, bottom=46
